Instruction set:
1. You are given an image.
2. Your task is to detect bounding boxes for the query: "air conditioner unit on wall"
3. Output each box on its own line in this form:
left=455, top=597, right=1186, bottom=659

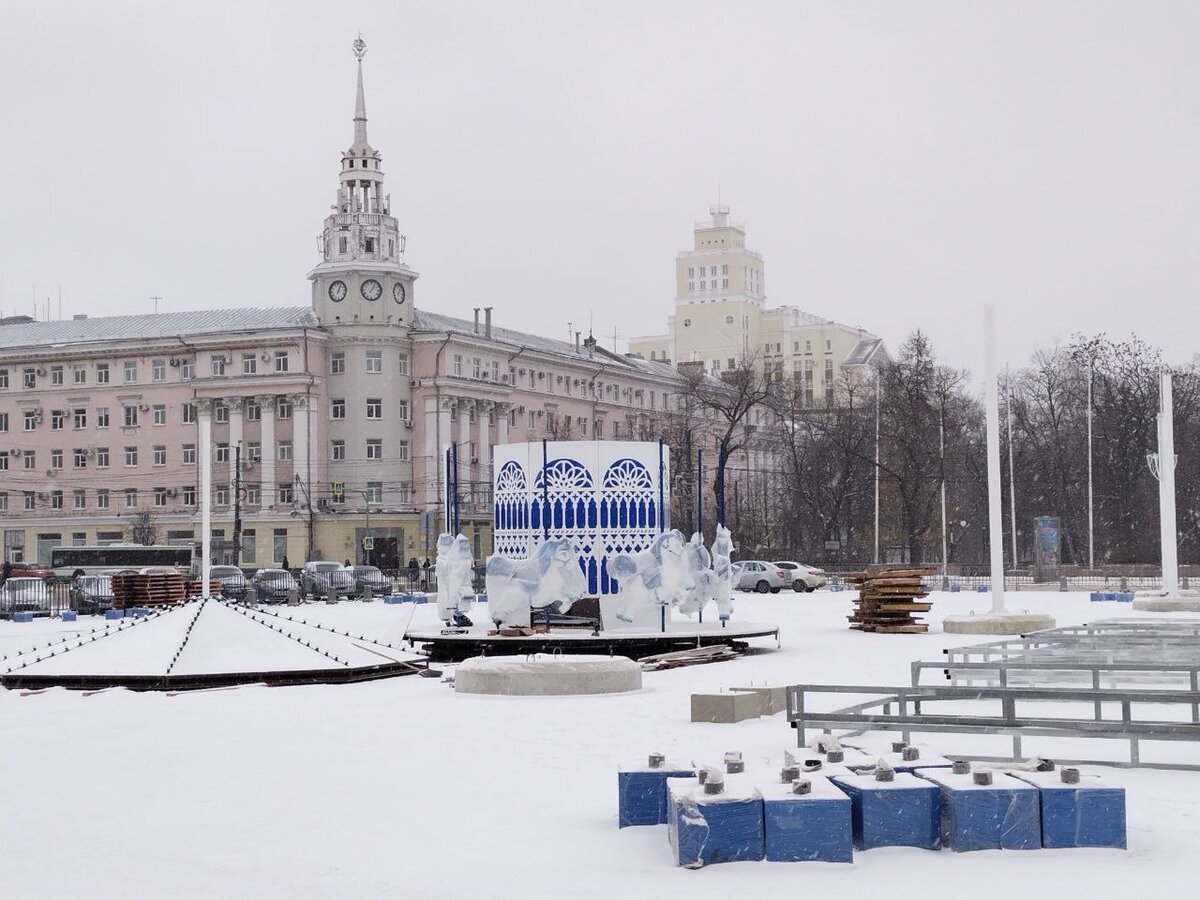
left=402, top=419, right=413, bottom=429
left=169, top=358, right=180, bottom=367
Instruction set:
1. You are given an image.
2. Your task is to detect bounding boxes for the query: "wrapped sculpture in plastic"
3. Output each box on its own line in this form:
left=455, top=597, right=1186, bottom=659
left=711, top=524, right=736, bottom=621
left=609, top=529, right=694, bottom=624
left=435, top=532, right=475, bottom=626
left=485, top=538, right=588, bottom=627
left=677, top=532, right=717, bottom=618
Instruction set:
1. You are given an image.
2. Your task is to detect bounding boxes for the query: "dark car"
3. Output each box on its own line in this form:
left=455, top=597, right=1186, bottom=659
left=344, top=565, right=390, bottom=599
left=299, top=561, right=354, bottom=601
left=70, top=574, right=115, bottom=614
left=249, top=569, right=299, bottom=604
left=209, top=565, right=249, bottom=600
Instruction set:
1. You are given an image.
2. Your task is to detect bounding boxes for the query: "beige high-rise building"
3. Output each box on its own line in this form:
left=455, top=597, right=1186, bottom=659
left=629, top=205, right=884, bottom=404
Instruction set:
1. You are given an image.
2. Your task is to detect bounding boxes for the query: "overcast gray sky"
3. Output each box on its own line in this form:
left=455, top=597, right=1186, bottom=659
left=2, top=1, right=1198, bottom=378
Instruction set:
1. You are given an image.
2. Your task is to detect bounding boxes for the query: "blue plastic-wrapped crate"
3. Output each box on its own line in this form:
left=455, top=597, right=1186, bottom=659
left=104, top=608, right=123, bottom=620
left=12, top=611, right=34, bottom=623
left=915, top=768, right=1041, bottom=851
left=761, top=776, right=853, bottom=863
left=60, top=611, right=77, bottom=622
left=832, top=773, right=941, bottom=850
left=617, top=761, right=696, bottom=827
left=1010, top=770, right=1126, bottom=849
left=383, top=595, right=406, bottom=605
left=666, top=775, right=764, bottom=868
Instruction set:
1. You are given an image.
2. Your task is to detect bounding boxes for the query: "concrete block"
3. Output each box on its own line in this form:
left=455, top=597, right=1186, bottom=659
left=59, top=611, right=77, bottom=622
left=729, top=685, right=787, bottom=716
left=455, top=654, right=641, bottom=695
left=762, top=775, right=853, bottom=862
left=11, top=611, right=34, bottom=623
left=104, top=609, right=123, bottom=620
left=691, top=691, right=762, bottom=723
left=943, top=613, right=1056, bottom=635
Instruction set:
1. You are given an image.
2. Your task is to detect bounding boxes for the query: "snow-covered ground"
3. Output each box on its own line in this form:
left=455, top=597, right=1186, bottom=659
left=2, top=591, right=1195, bottom=899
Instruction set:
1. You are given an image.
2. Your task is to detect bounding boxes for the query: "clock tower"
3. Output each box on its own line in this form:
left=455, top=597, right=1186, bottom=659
left=309, top=36, right=417, bottom=325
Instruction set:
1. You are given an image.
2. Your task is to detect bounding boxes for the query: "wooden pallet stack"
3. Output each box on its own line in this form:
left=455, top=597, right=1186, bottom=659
left=185, top=578, right=223, bottom=598
left=112, top=572, right=188, bottom=608
left=845, top=567, right=934, bottom=633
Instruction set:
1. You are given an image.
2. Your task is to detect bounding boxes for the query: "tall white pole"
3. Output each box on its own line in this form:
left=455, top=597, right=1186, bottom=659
left=940, top=415, right=948, bottom=577
left=874, top=368, right=881, bottom=565
left=198, top=399, right=213, bottom=598
left=984, top=305, right=1006, bottom=614
left=1087, top=360, right=1094, bottom=570
left=1159, top=371, right=1179, bottom=597
left=1006, top=367, right=1018, bottom=566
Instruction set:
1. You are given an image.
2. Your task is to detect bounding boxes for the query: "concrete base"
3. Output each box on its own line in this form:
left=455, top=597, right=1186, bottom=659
left=942, top=613, right=1056, bottom=635
left=730, top=685, right=787, bottom=715
left=454, top=654, right=641, bottom=696
left=1132, top=597, right=1200, bottom=612
left=691, top=691, right=763, bottom=723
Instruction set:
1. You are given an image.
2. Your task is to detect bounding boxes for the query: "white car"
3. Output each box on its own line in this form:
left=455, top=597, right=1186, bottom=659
left=774, top=561, right=828, bottom=593
left=733, top=561, right=789, bottom=594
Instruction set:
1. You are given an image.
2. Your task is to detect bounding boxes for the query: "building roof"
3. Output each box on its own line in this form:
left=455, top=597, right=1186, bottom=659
left=411, top=308, right=679, bottom=380
left=0, top=307, right=320, bottom=352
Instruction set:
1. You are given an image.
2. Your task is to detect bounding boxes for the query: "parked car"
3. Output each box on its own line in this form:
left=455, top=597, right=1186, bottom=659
left=343, top=565, right=390, bottom=599
left=70, top=574, right=115, bottom=614
left=299, top=561, right=355, bottom=601
left=0, top=577, right=51, bottom=614
left=4, top=562, right=55, bottom=582
left=774, top=561, right=829, bottom=592
left=209, top=565, right=249, bottom=600
left=249, top=569, right=299, bottom=604
left=733, top=561, right=789, bottom=593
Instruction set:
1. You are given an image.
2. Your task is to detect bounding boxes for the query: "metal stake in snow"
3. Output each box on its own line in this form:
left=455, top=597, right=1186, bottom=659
left=198, top=399, right=213, bottom=598
left=984, top=305, right=1006, bottom=615
left=1150, top=370, right=1179, bottom=598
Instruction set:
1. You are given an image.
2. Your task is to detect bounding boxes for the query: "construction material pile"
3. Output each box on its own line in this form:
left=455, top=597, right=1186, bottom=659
left=112, top=571, right=187, bottom=608
left=845, top=567, right=934, bottom=633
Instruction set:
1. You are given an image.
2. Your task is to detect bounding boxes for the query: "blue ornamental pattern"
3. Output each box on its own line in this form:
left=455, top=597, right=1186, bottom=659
left=599, top=458, right=657, bottom=594
left=533, top=458, right=598, bottom=593
left=493, top=460, right=529, bottom=557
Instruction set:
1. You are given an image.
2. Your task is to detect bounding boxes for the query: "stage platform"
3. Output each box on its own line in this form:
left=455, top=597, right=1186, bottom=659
left=405, top=620, right=781, bottom=663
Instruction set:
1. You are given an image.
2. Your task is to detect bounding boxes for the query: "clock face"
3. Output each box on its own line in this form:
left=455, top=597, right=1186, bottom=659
left=393, top=281, right=407, bottom=304
left=361, top=279, right=383, bottom=301
left=328, top=280, right=347, bottom=302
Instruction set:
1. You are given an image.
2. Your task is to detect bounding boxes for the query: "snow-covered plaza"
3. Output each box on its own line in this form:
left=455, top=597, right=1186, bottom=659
left=2, top=591, right=1194, bottom=899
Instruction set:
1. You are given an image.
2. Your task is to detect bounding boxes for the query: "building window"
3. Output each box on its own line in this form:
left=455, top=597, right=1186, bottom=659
left=278, top=441, right=292, bottom=461
left=339, top=236, right=348, bottom=254
left=182, top=486, right=196, bottom=506
left=50, top=449, right=63, bottom=469
left=51, top=365, right=64, bottom=385
left=0, top=412, right=6, bottom=432
left=154, top=487, right=168, bottom=507
left=247, top=442, right=261, bottom=462
left=245, top=401, right=260, bottom=421
left=215, top=403, right=228, bottom=424
left=97, top=489, right=109, bottom=509
left=397, top=353, right=409, bottom=375
left=216, top=443, right=229, bottom=464
left=278, top=483, right=294, bottom=504
left=0, top=492, right=7, bottom=512
left=277, top=399, right=292, bottom=419
left=246, top=484, right=261, bottom=506
left=153, top=445, right=166, bottom=466
left=472, top=358, right=481, bottom=379
left=274, top=350, right=289, bottom=373
left=398, top=440, right=410, bottom=462
left=50, top=491, right=63, bottom=510
left=73, top=448, right=87, bottom=468
left=366, top=350, right=382, bottom=373
left=124, top=361, right=137, bottom=383
left=331, top=351, right=345, bottom=374
left=51, top=410, right=65, bottom=430
left=24, top=410, right=37, bottom=431
left=242, top=354, right=257, bottom=375
left=273, top=529, right=287, bottom=562
left=94, top=407, right=108, bottom=428
left=125, top=488, right=138, bottom=509
left=453, top=354, right=463, bottom=377
left=211, top=355, right=226, bottom=376
left=153, top=404, right=167, bottom=426
left=215, top=485, right=230, bottom=506
left=24, top=492, right=36, bottom=510
left=124, top=446, right=138, bottom=467
left=73, top=408, right=86, bottom=429
left=331, top=398, right=345, bottom=420
left=123, top=405, right=139, bottom=427
left=331, top=438, right=346, bottom=461
left=398, top=400, right=409, bottom=421
left=96, top=447, right=109, bottom=468
left=365, top=481, right=382, bottom=504
left=73, top=490, right=86, bottom=510
left=0, top=368, right=7, bottom=389
left=22, top=368, right=35, bottom=389
left=365, top=398, right=382, bottom=420
left=181, top=358, right=195, bottom=379
left=182, top=444, right=196, bottom=464
left=0, top=452, right=6, bottom=470
left=152, top=359, right=166, bottom=381
left=23, top=450, right=35, bottom=470
left=366, top=438, right=382, bottom=460
left=94, top=363, right=110, bottom=385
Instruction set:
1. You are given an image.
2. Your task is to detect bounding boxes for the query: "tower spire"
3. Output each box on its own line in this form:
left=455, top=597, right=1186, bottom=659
left=352, top=35, right=369, bottom=148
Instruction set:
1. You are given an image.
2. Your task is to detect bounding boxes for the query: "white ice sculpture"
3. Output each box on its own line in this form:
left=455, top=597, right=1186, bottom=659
left=677, top=532, right=717, bottom=618
left=485, top=538, right=588, bottom=628
left=711, top=525, right=736, bottom=621
left=609, top=529, right=694, bottom=625
left=435, top=533, right=476, bottom=626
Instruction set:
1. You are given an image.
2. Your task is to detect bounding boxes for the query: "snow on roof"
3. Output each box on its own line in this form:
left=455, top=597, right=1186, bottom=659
left=0, top=307, right=319, bottom=351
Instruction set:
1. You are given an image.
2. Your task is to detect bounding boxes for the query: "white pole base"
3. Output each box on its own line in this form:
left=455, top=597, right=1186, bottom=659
left=943, top=612, right=1056, bottom=635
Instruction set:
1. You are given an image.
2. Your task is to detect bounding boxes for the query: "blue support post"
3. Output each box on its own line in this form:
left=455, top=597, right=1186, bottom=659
left=541, top=438, right=550, bottom=540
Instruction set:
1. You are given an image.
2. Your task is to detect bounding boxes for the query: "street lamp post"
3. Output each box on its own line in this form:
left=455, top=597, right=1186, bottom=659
left=359, top=490, right=373, bottom=566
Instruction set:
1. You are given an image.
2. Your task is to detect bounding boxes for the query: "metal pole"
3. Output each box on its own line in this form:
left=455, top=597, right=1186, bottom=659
left=874, top=367, right=881, bottom=565
left=232, top=442, right=243, bottom=567
left=541, top=438, right=550, bottom=540
left=452, top=441, right=460, bottom=535
left=716, top=440, right=727, bottom=526
left=658, top=438, right=665, bottom=533
left=364, top=492, right=371, bottom=566
left=940, top=415, right=948, bottom=578
left=1087, top=359, right=1094, bottom=570
left=1006, top=367, right=1017, bottom=567
left=198, top=402, right=212, bottom=598
left=984, top=304, right=1006, bottom=615
left=1159, top=370, right=1179, bottom=597
left=696, top=448, right=704, bottom=538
